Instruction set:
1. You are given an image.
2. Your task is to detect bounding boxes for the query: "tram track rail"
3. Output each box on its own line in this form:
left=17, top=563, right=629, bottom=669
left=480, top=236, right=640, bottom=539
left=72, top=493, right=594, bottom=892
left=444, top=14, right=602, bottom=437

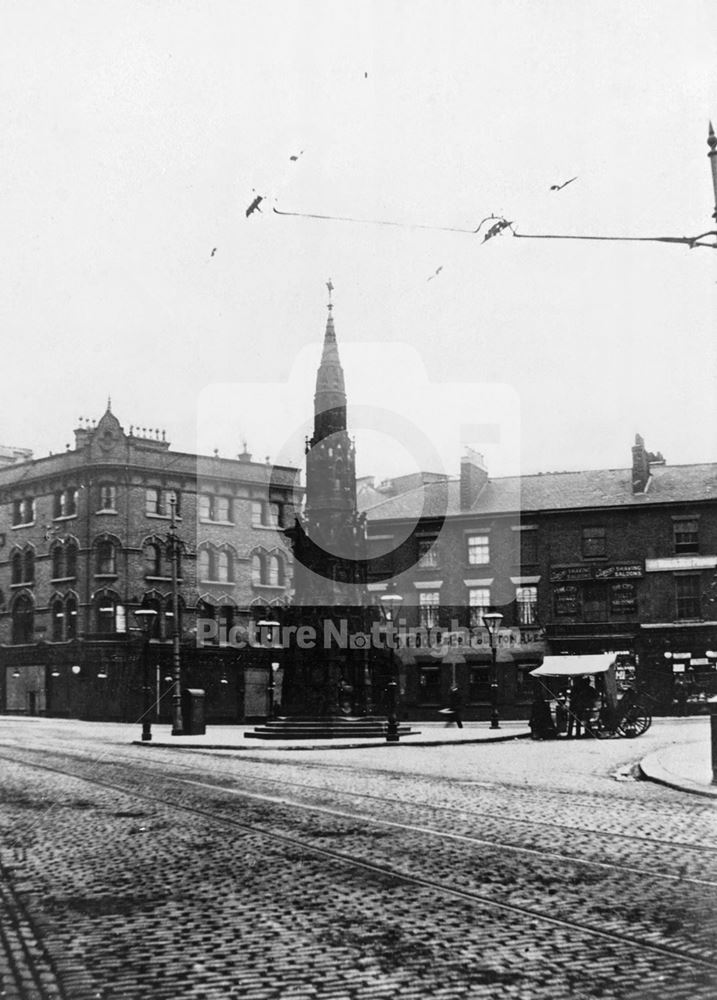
left=0, top=745, right=714, bottom=975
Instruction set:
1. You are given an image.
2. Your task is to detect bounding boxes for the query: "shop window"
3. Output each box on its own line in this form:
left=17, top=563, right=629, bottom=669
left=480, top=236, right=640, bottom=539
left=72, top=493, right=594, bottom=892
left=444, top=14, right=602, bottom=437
left=418, top=591, right=440, bottom=628
left=582, top=527, right=606, bottom=559
left=516, top=586, right=538, bottom=625
left=467, top=534, right=490, bottom=565
left=468, top=587, right=491, bottom=627
left=417, top=538, right=438, bottom=568
left=554, top=584, right=579, bottom=616
left=610, top=582, right=637, bottom=615
left=515, top=665, right=536, bottom=701
left=469, top=666, right=491, bottom=702
left=417, top=665, right=441, bottom=703
left=582, top=582, right=608, bottom=621
left=675, top=575, right=701, bottom=620
left=12, top=595, right=34, bottom=644
left=674, top=519, right=699, bottom=555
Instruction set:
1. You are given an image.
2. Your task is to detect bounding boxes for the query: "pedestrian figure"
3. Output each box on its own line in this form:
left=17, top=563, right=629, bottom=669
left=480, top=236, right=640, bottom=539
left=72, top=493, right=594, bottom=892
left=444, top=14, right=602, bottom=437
left=554, top=693, right=568, bottom=735
left=448, top=685, right=463, bottom=728
left=569, top=676, right=599, bottom=737
left=529, top=691, right=557, bottom=740
left=673, top=676, right=688, bottom=717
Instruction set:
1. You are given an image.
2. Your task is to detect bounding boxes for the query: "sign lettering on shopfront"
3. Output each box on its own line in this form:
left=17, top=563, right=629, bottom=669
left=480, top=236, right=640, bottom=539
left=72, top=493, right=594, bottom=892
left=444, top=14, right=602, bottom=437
left=550, top=563, right=643, bottom=583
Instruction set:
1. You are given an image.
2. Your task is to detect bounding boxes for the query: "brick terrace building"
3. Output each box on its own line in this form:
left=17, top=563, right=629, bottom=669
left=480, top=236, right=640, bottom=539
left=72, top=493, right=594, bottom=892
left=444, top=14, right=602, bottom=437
left=362, top=435, right=717, bottom=720
left=0, top=403, right=300, bottom=722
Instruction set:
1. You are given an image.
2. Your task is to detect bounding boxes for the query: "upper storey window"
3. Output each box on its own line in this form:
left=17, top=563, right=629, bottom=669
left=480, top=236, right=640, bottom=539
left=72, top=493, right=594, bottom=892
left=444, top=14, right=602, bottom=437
left=467, top=534, right=490, bottom=565
left=146, top=488, right=181, bottom=517
left=673, top=519, right=699, bottom=555
left=582, top=527, right=606, bottom=559
left=12, top=498, right=35, bottom=526
left=53, top=489, right=78, bottom=519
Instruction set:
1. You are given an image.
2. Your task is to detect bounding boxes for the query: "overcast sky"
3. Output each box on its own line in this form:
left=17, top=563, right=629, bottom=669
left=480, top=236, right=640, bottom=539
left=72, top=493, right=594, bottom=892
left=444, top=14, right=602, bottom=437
left=2, top=1, right=716, bottom=483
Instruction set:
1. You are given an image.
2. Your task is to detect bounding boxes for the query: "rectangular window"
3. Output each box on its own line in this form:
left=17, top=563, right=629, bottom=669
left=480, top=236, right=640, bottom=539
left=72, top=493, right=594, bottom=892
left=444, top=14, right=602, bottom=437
left=13, top=498, right=34, bottom=525
left=268, top=502, right=281, bottom=527
left=469, top=667, right=491, bottom=702
left=554, top=584, right=579, bottom=616
left=674, top=519, right=699, bottom=554
left=582, top=527, right=606, bottom=559
left=610, top=582, right=637, bottom=615
left=146, top=488, right=162, bottom=516
left=468, top=587, right=491, bottom=627
left=582, top=582, right=608, bottom=621
left=252, top=501, right=265, bottom=526
left=417, top=538, right=438, bottom=568
left=516, top=585, right=538, bottom=625
left=675, top=575, right=701, bottom=620
left=99, top=484, right=116, bottom=510
left=417, top=665, right=441, bottom=703
left=418, top=591, right=440, bottom=628
left=199, top=494, right=212, bottom=520
left=520, top=531, right=538, bottom=566
left=215, top=496, right=231, bottom=522
left=467, top=534, right=490, bottom=565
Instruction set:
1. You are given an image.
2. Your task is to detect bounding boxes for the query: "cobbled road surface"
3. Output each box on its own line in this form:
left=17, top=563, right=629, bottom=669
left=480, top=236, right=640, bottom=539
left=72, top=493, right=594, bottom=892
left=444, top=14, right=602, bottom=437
left=0, top=717, right=714, bottom=1000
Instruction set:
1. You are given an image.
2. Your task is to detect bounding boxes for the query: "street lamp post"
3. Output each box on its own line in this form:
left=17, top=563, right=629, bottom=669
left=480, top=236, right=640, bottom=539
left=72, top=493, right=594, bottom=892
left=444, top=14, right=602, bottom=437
left=483, top=611, right=504, bottom=730
left=268, top=661, right=280, bottom=719
left=133, top=607, right=158, bottom=742
left=168, top=494, right=183, bottom=736
left=380, top=585, right=404, bottom=743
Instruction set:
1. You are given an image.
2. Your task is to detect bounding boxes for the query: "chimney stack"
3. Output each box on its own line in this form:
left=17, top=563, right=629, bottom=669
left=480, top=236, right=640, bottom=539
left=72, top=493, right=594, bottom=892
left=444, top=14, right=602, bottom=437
left=631, top=434, right=650, bottom=493
left=460, top=448, right=488, bottom=510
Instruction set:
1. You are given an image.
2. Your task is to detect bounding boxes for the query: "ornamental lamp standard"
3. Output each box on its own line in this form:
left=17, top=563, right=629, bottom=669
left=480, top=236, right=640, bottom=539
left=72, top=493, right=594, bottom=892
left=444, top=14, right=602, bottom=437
left=380, top=585, right=404, bottom=743
left=167, top=493, right=183, bottom=736
left=133, top=607, right=158, bottom=742
left=482, top=611, right=504, bottom=730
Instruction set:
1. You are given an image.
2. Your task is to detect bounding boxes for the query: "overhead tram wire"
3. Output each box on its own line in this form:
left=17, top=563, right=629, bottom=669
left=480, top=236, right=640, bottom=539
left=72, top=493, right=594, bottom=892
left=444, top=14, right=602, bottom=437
left=272, top=207, right=717, bottom=249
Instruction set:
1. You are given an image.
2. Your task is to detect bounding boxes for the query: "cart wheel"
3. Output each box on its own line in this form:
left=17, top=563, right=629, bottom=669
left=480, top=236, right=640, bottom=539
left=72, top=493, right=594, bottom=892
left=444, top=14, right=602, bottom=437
left=616, top=703, right=652, bottom=738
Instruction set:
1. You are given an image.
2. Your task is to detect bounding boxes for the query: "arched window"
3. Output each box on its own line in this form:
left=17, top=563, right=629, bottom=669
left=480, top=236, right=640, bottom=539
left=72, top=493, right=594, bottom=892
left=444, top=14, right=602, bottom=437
left=66, top=595, right=78, bottom=639
left=65, top=542, right=77, bottom=579
left=251, top=553, right=264, bottom=585
left=198, top=549, right=211, bottom=581
left=144, top=543, right=161, bottom=576
left=11, top=551, right=23, bottom=585
left=12, top=595, right=34, bottom=644
left=268, top=555, right=282, bottom=587
left=52, top=598, right=64, bottom=641
left=96, top=540, right=116, bottom=575
left=139, top=596, right=162, bottom=638
left=96, top=594, right=117, bottom=633
left=51, top=546, right=64, bottom=580
left=217, top=550, right=230, bottom=583
left=23, top=550, right=34, bottom=583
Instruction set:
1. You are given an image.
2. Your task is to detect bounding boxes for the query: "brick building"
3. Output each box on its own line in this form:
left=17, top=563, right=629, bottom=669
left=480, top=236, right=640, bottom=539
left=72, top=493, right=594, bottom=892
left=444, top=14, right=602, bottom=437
left=0, top=403, right=300, bottom=722
left=362, top=435, right=717, bottom=719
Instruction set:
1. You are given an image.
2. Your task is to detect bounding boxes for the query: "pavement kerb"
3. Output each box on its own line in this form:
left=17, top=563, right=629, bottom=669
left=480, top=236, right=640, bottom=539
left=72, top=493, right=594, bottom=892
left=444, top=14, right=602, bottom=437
left=132, top=730, right=532, bottom=752
left=638, top=749, right=717, bottom=799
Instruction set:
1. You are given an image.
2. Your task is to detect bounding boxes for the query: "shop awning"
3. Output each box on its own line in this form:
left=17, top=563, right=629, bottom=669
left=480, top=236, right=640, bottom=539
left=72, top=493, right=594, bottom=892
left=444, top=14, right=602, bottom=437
left=530, top=654, right=615, bottom=677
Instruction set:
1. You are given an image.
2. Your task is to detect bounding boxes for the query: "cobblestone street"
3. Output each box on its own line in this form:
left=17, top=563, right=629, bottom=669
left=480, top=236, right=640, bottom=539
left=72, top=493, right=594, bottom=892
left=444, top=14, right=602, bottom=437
left=0, top=717, right=714, bottom=999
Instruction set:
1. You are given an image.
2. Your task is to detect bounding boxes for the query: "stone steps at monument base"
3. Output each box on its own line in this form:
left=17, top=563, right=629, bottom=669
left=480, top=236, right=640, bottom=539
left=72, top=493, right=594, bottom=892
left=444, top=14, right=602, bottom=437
left=245, top=717, right=417, bottom=740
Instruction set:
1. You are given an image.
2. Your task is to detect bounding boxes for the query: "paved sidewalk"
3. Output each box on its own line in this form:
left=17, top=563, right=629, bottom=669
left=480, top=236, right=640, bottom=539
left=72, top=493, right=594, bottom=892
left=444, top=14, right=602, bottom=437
left=133, top=719, right=531, bottom=751
left=639, top=735, right=717, bottom=799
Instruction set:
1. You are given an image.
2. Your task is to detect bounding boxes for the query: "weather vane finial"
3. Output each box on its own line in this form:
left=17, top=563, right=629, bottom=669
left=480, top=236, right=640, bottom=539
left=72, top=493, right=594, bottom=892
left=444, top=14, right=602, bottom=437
left=326, top=278, right=334, bottom=310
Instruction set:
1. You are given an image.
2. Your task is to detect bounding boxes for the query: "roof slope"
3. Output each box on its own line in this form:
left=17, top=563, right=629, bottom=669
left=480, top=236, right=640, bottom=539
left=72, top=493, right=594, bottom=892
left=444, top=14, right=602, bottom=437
left=362, top=463, right=717, bottom=521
